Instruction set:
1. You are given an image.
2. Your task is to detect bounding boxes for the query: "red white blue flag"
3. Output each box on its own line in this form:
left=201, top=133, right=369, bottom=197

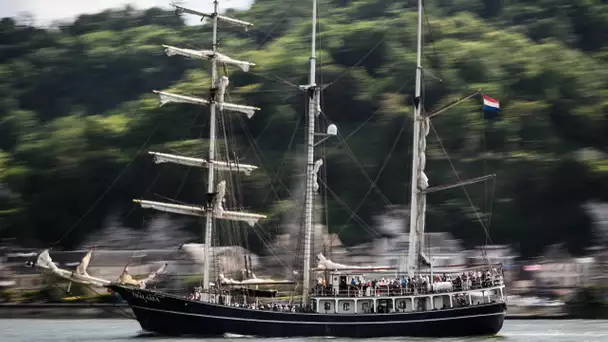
left=482, top=94, right=500, bottom=112
left=482, top=94, right=500, bottom=120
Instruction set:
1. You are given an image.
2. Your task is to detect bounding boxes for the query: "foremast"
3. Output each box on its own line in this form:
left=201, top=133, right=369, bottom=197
left=133, top=0, right=265, bottom=297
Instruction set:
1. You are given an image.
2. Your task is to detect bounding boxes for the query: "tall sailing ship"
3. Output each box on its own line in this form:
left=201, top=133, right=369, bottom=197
left=29, top=0, right=507, bottom=337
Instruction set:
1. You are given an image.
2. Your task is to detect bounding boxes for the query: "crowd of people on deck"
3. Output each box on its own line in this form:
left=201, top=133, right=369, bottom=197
left=187, top=288, right=202, bottom=301
left=186, top=288, right=316, bottom=312
left=185, top=268, right=504, bottom=313
left=314, top=268, right=504, bottom=297
left=226, top=303, right=315, bottom=312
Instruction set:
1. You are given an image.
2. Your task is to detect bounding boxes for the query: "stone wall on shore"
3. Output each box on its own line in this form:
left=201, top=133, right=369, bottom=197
left=0, top=303, right=134, bottom=319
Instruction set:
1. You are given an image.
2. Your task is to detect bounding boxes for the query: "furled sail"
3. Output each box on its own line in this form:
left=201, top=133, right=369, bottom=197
left=163, top=45, right=255, bottom=72
left=214, top=179, right=227, bottom=214
left=215, top=76, right=259, bottom=117
left=75, top=250, right=92, bottom=276
left=313, top=253, right=395, bottom=271
left=153, top=88, right=260, bottom=118
left=154, top=90, right=209, bottom=107
left=414, top=114, right=431, bottom=264
left=312, top=158, right=323, bottom=192
left=417, top=118, right=430, bottom=190
left=221, top=102, right=259, bottom=119
left=133, top=181, right=266, bottom=226
left=212, top=180, right=267, bottom=226
left=149, top=152, right=258, bottom=175
left=119, top=262, right=168, bottom=289
left=218, top=273, right=294, bottom=286
left=118, top=265, right=139, bottom=287
left=216, top=75, right=228, bottom=111
left=34, top=249, right=110, bottom=287
left=173, top=5, right=254, bottom=30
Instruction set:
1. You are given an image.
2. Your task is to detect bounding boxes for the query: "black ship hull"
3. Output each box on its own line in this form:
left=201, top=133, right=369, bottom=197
left=109, top=284, right=506, bottom=337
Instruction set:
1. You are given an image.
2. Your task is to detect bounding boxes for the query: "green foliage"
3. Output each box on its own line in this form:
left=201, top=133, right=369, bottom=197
left=1, top=1, right=607, bottom=257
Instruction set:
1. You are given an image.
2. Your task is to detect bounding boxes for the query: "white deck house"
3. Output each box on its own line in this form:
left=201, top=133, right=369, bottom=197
left=310, top=267, right=506, bottom=314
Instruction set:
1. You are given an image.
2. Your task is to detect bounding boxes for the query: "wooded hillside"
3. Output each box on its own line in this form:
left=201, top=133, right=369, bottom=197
left=1, top=0, right=607, bottom=257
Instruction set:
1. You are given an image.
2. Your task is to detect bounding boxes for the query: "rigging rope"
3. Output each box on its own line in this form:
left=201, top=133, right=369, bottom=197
left=320, top=65, right=413, bottom=247
left=233, top=108, right=293, bottom=199
left=254, top=0, right=299, bottom=50
left=172, top=110, right=207, bottom=199
left=218, top=16, right=250, bottom=278
left=252, top=223, right=291, bottom=268
left=223, top=79, right=305, bottom=281
left=330, top=106, right=409, bottom=246
left=318, top=178, right=383, bottom=239
left=240, top=90, right=300, bottom=159
left=121, top=169, right=164, bottom=221
left=420, top=1, right=495, bottom=266
left=48, top=282, right=134, bottom=319
left=254, top=98, right=302, bottom=207
left=333, top=126, right=392, bottom=205
left=51, top=121, right=164, bottom=247
left=342, top=82, right=409, bottom=142
left=427, top=120, right=494, bottom=245
left=324, top=24, right=391, bottom=90
left=248, top=70, right=302, bottom=91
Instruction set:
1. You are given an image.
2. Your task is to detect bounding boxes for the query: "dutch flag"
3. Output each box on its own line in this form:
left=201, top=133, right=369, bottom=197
left=482, top=94, right=500, bottom=112
left=482, top=94, right=500, bottom=119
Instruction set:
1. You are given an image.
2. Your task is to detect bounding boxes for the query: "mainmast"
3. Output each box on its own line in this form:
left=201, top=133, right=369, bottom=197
left=301, top=0, right=318, bottom=306
left=134, top=0, right=266, bottom=299
left=300, top=0, right=337, bottom=305
left=203, top=0, right=220, bottom=295
left=406, top=0, right=431, bottom=277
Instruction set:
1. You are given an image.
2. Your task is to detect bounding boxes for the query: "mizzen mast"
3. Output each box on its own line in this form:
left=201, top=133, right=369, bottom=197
left=133, top=0, right=265, bottom=296
left=406, top=0, right=431, bottom=277
left=405, top=0, right=496, bottom=276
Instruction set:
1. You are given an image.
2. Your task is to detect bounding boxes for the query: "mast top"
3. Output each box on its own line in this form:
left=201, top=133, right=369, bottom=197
left=308, top=0, right=318, bottom=86
left=173, top=4, right=254, bottom=29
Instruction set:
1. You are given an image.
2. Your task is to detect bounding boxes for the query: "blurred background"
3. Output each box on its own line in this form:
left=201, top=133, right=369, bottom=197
left=1, top=0, right=608, bottom=319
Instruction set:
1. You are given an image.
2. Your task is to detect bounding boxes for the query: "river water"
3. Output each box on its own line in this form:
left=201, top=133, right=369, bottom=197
left=1, top=319, right=606, bottom=341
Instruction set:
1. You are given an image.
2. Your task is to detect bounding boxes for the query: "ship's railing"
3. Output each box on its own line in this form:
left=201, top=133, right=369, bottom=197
left=312, top=276, right=504, bottom=298
left=320, top=263, right=505, bottom=277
